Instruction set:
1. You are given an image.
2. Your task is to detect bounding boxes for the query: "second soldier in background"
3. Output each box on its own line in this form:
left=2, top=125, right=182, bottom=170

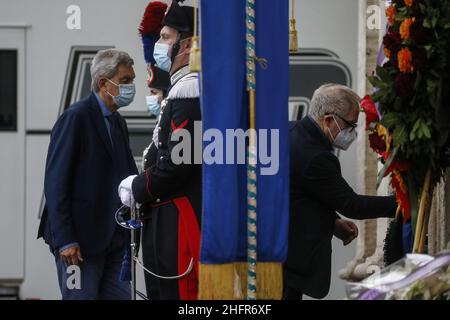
left=120, top=0, right=201, bottom=300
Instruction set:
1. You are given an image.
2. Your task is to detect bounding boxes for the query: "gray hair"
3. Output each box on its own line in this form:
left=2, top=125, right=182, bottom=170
left=309, top=83, right=361, bottom=120
left=90, top=49, right=134, bottom=92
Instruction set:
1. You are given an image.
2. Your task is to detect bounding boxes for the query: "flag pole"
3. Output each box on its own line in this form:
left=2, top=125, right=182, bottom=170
left=246, top=0, right=257, bottom=301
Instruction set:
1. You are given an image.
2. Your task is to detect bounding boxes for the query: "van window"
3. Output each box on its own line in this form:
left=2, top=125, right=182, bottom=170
left=0, top=50, right=18, bottom=131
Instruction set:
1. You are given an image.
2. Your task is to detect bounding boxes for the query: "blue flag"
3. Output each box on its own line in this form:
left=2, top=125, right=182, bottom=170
left=200, top=0, right=289, bottom=269
left=200, top=0, right=289, bottom=265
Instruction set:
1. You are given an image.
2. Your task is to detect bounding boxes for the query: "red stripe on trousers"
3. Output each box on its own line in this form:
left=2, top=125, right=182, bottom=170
left=173, top=197, right=200, bottom=300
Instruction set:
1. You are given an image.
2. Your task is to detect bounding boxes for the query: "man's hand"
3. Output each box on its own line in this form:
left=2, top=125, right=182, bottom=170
left=60, top=246, right=83, bottom=266
left=334, top=219, right=358, bottom=246
left=118, top=175, right=137, bottom=207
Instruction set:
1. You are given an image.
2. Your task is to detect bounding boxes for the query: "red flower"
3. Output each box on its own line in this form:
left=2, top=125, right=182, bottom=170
left=410, top=19, right=430, bottom=44
left=369, top=132, right=386, bottom=155
left=404, top=0, right=414, bottom=7
left=392, top=159, right=411, bottom=172
left=360, top=95, right=379, bottom=129
left=400, top=18, right=414, bottom=41
left=386, top=5, right=397, bottom=26
left=382, top=151, right=411, bottom=177
left=398, top=48, right=414, bottom=73
left=390, top=171, right=411, bottom=222
left=383, top=30, right=402, bottom=54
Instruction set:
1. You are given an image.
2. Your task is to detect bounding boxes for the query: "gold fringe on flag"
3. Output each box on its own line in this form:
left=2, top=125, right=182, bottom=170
left=198, top=263, right=236, bottom=300
left=235, top=262, right=283, bottom=300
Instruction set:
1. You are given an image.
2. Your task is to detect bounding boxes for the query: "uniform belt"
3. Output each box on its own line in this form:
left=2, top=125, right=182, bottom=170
left=139, top=199, right=173, bottom=220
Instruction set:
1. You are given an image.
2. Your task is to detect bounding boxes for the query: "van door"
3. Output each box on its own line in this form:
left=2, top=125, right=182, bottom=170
left=0, top=27, right=26, bottom=284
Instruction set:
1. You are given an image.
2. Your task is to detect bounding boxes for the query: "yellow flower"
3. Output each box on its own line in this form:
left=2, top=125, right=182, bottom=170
left=377, top=124, right=388, bottom=140
left=400, top=18, right=414, bottom=40
left=398, top=47, right=414, bottom=73
left=386, top=5, right=397, bottom=26
left=404, top=0, right=414, bottom=7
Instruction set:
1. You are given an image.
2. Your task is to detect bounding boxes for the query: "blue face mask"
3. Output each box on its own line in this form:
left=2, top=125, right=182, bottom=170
left=146, top=95, right=161, bottom=116
left=107, top=79, right=135, bottom=108
left=153, top=42, right=172, bottom=72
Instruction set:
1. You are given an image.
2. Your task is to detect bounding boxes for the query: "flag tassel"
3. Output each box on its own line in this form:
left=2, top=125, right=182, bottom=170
left=289, top=0, right=299, bottom=53
left=189, top=0, right=201, bottom=72
left=198, top=263, right=236, bottom=300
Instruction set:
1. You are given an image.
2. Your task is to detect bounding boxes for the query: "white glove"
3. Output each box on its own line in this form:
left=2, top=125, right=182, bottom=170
left=118, top=175, right=137, bottom=207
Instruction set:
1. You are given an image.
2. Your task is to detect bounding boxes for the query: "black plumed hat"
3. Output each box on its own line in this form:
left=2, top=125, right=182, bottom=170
left=162, top=0, right=195, bottom=34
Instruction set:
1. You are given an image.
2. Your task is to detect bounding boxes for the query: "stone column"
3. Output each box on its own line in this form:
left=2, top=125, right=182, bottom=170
left=339, top=0, right=387, bottom=281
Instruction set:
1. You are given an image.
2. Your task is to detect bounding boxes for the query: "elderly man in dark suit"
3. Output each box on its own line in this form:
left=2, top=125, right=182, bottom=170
left=284, top=83, right=397, bottom=300
left=38, top=49, right=138, bottom=299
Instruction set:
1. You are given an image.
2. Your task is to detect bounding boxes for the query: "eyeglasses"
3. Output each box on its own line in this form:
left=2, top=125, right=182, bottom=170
left=328, top=113, right=357, bottom=132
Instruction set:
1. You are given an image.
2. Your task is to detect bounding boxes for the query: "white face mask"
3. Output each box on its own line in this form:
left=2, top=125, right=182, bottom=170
left=153, top=42, right=172, bottom=72
left=328, top=116, right=357, bottom=150
left=106, top=79, right=135, bottom=108
left=146, top=95, right=161, bottom=116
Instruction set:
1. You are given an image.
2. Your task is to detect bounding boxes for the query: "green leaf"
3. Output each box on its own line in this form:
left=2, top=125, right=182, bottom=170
left=376, top=66, right=393, bottom=83
left=380, top=112, right=399, bottom=129
left=432, top=16, right=438, bottom=28
left=371, top=90, right=384, bottom=102
left=368, top=75, right=386, bottom=89
left=393, top=97, right=403, bottom=112
left=418, top=129, right=424, bottom=139
left=377, top=146, right=399, bottom=190
left=412, top=119, right=422, bottom=133
left=394, top=125, right=408, bottom=145
left=421, top=123, right=432, bottom=139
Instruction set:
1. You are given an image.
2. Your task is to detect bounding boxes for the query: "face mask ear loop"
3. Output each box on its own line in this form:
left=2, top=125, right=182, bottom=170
left=170, top=33, right=182, bottom=63
left=325, top=115, right=339, bottom=142
left=333, top=115, right=343, bottom=132
left=327, top=127, right=335, bottom=142
left=105, top=78, right=119, bottom=98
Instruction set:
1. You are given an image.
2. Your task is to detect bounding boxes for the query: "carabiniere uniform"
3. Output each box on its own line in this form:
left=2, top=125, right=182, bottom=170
left=133, top=65, right=202, bottom=300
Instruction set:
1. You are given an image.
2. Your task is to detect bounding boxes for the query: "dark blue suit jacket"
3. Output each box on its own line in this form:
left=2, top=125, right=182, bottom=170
left=38, top=92, right=138, bottom=257
left=284, top=116, right=396, bottom=299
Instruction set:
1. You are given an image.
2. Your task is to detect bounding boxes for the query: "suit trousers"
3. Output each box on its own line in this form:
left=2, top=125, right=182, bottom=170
left=53, top=227, right=130, bottom=300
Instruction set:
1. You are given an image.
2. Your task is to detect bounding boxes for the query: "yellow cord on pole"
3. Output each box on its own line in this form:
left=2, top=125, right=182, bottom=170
left=289, top=0, right=299, bottom=53
left=189, top=0, right=201, bottom=72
